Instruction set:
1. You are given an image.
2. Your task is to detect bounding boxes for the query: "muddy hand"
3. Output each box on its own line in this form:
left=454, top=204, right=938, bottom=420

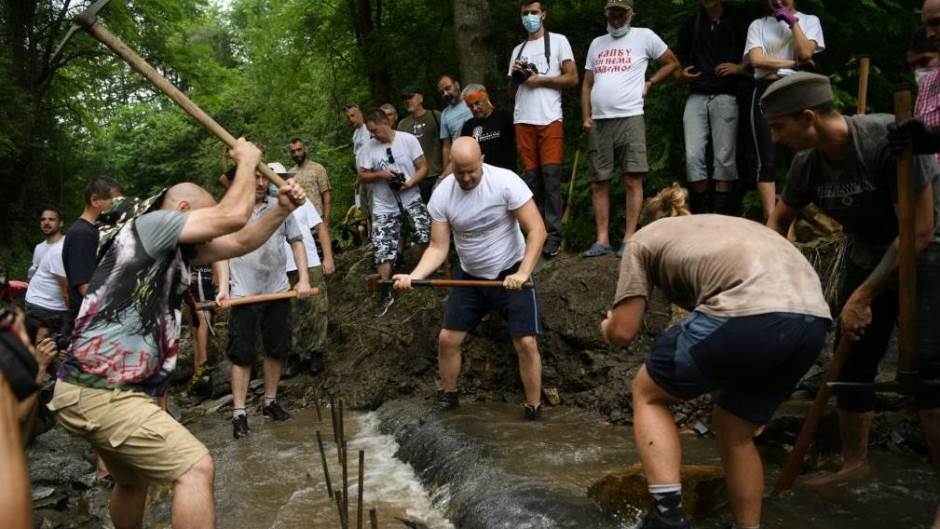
left=503, top=272, right=529, bottom=290
left=840, top=295, right=872, bottom=342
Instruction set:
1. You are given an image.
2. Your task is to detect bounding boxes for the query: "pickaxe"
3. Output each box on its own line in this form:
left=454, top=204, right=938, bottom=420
left=51, top=0, right=287, bottom=187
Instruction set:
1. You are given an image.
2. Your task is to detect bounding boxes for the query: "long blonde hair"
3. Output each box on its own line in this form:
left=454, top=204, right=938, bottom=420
left=640, top=183, right=692, bottom=226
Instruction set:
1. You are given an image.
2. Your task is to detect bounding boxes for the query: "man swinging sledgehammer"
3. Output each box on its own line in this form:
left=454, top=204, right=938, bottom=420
left=393, top=137, right=548, bottom=419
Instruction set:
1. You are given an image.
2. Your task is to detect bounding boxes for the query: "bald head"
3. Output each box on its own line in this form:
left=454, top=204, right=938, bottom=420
left=163, top=182, right=217, bottom=212
left=451, top=137, right=484, bottom=191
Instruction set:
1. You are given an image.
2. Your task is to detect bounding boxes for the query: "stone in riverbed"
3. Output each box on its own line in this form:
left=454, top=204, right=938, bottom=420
left=588, top=464, right=727, bottom=518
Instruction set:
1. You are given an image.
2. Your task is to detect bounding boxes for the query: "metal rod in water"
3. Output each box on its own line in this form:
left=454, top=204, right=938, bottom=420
left=330, top=396, right=340, bottom=449
left=334, top=491, right=347, bottom=529
left=342, top=442, right=349, bottom=526
left=314, top=391, right=322, bottom=422
left=316, top=430, right=333, bottom=499
left=357, top=450, right=365, bottom=529
left=369, top=507, right=378, bottom=529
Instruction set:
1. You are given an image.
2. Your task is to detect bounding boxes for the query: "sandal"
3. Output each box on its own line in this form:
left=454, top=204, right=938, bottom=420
left=581, top=243, right=612, bottom=258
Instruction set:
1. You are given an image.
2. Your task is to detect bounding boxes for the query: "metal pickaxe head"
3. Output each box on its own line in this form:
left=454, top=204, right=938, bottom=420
left=50, top=0, right=113, bottom=64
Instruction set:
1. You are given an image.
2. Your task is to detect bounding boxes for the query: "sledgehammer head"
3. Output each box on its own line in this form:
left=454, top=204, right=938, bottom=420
left=51, top=0, right=113, bottom=64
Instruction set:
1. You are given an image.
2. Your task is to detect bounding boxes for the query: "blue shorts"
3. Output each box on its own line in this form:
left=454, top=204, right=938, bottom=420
left=442, top=264, right=542, bottom=337
left=646, top=311, right=830, bottom=425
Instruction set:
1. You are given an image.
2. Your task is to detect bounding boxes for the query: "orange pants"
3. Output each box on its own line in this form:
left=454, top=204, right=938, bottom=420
left=515, top=121, right=565, bottom=171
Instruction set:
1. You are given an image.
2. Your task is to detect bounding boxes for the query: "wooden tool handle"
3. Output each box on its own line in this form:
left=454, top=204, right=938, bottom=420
left=856, top=57, right=871, bottom=115
left=381, top=279, right=534, bottom=289
left=773, top=337, right=853, bottom=496
left=195, top=289, right=318, bottom=310
left=87, top=23, right=286, bottom=188
left=894, top=91, right=920, bottom=390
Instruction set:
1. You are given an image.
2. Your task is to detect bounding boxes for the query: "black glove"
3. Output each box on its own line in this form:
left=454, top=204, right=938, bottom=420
left=887, top=119, right=940, bottom=155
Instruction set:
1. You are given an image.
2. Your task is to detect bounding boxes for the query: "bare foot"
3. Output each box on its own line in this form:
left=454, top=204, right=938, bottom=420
left=801, top=461, right=871, bottom=488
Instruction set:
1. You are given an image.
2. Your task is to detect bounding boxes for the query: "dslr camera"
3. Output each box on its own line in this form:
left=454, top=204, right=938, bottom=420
left=512, top=60, right=538, bottom=85
left=388, top=171, right=407, bottom=191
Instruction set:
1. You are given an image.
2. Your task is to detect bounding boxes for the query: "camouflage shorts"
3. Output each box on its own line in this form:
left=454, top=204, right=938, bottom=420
left=372, top=201, right=431, bottom=264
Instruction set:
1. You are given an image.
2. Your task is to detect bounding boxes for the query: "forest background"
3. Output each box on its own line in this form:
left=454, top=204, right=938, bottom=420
left=0, top=0, right=925, bottom=274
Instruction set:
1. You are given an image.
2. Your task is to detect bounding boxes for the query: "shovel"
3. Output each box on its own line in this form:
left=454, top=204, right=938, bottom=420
left=195, top=289, right=319, bottom=311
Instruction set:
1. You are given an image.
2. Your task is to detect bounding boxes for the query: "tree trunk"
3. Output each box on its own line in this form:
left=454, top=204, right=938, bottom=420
left=347, top=0, right=391, bottom=102
left=452, top=0, right=492, bottom=86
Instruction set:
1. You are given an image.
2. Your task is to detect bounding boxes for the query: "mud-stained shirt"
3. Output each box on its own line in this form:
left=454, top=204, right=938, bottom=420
left=289, top=159, right=331, bottom=217
left=228, top=198, right=303, bottom=298
left=614, top=215, right=831, bottom=320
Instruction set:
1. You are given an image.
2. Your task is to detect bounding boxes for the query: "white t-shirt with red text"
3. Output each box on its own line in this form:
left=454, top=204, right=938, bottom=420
left=585, top=29, right=669, bottom=119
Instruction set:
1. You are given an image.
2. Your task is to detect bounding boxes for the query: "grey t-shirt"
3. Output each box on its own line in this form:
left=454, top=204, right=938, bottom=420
left=782, top=114, right=940, bottom=268
left=229, top=198, right=303, bottom=298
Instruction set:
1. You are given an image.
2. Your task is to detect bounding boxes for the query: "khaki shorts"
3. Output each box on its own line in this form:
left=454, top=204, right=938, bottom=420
left=588, top=116, right=649, bottom=182
left=49, top=381, right=208, bottom=484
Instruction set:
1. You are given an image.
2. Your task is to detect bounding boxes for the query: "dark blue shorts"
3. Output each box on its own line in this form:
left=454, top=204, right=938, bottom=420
left=442, top=264, right=542, bottom=337
left=646, top=311, right=830, bottom=425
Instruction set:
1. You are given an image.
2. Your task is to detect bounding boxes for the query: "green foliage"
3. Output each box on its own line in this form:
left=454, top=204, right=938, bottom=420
left=0, top=0, right=926, bottom=274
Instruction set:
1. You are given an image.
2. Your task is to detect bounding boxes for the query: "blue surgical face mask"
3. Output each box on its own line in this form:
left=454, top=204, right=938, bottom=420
left=607, top=23, right=630, bottom=38
left=522, top=14, right=542, bottom=34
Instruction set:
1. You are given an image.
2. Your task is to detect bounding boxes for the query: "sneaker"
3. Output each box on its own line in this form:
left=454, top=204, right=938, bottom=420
left=232, top=415, right=249, bottom=439
left=436, top=391, right=459, bottom=411
left=542, top=241, right=561, bottom=259
left=638, top=509, right=691, bottom=529
left=523, top=402, right=542, bottom=421
left=262, top=400, right=291, bottom=421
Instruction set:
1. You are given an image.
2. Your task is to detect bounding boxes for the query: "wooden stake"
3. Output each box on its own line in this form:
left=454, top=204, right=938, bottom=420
left=369, top=508, right=378, bottom=529
left=856, top=57, right=871, bottom=115
left=894, top=90, right=920, bottom=392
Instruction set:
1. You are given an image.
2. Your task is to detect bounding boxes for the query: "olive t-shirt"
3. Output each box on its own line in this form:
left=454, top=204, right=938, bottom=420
left=782, top=114, right=940, bottom=268
left=399, top=110, right=443, bottom=177
left=614, top=215, right=831, bottom=320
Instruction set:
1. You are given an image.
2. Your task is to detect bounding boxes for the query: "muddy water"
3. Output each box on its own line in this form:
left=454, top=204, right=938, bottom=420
left=141, top=402, right=937, bottom=529
left=146, top=408, right=453, bottom=529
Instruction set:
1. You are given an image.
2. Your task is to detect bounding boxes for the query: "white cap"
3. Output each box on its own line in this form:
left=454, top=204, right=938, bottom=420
left=266, top=162, right=292, bottom=177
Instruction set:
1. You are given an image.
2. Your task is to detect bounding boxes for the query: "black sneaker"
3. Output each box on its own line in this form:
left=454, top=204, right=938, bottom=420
left=232, top=415, right=249, bottom=439
left=437, top=391, right=459, bottom=411
left=262, top=400, right=291, bottom=421
left=377, top=293, right=395, bottom=317
left=542, top=241, right=560, bottom=258
left=638, top=509, right=691, bottom=529
left=524, top=403, right=542, bottom=421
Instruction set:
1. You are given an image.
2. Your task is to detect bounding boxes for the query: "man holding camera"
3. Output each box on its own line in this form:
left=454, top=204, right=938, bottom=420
left=580, top=0, right=678, bottom=258
left=357, top=109, right=431, bottom=313
left=509, top=0, right=578, bottom=258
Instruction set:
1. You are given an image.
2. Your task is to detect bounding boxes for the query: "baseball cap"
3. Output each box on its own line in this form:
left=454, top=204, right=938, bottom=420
left=402, top=85, right=423, bottom=97
left=267, top=162, right=293, bottom=177
left=606, top=0, right=633, bottom=10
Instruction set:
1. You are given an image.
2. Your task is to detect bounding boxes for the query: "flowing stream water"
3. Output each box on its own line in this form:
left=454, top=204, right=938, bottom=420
left=140, top=402, right=937, bottom=528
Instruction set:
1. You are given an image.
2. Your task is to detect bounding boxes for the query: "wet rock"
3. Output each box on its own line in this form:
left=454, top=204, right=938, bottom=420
left=27, top=428, right=95, bottom=488
left=588, top=464, right=727, bottom=518
left=36, top=509, right=91, bottom=529
left=210, top=360, right=233, bottom=397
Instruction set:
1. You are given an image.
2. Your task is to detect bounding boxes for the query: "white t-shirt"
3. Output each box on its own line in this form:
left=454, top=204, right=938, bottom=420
left=29, top=239, right=57, bottom=280
left=352, top=124, right=371, bottom=158
left=356, top=131, right=425, bottom=216
left=508, top=32, right=576, bottom=126
left=585, top=29, right=669, bottom=119
left=285, top=200, right=323, bottom=272
left=744, top=13, right=825, bottom=80
left=428, top=164, right=533, bottom=279
left=25, top=239, right=67, bottom=311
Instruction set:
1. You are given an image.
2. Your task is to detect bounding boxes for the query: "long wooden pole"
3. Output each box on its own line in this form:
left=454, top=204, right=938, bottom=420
left=375, top=279, right=534, bottom=289
left=84, top=22, right=286, bottom=187
left=894, top=91, right=920, bottom=392
left=856, top=57, right=871, bottom=115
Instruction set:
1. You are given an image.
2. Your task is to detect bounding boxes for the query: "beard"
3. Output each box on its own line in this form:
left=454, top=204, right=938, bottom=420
left=291, top=153, right=306, bottom=165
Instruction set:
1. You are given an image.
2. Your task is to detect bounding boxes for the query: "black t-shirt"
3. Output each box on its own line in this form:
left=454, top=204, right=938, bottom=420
left=675, top=5, right=752, bottom=96
left=782, top=114, right=940, bottom=268
left=460, top=109, right=517, bottom=172
left=62, top=218, right=99, bottom=313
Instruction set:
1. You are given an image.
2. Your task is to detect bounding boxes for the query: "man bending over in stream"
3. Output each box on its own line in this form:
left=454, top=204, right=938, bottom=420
left=602, top=185, right=831, bottom=529
left=49, top=139, right=307, bottom=529
left=393, top=137, right=547, bottom=420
